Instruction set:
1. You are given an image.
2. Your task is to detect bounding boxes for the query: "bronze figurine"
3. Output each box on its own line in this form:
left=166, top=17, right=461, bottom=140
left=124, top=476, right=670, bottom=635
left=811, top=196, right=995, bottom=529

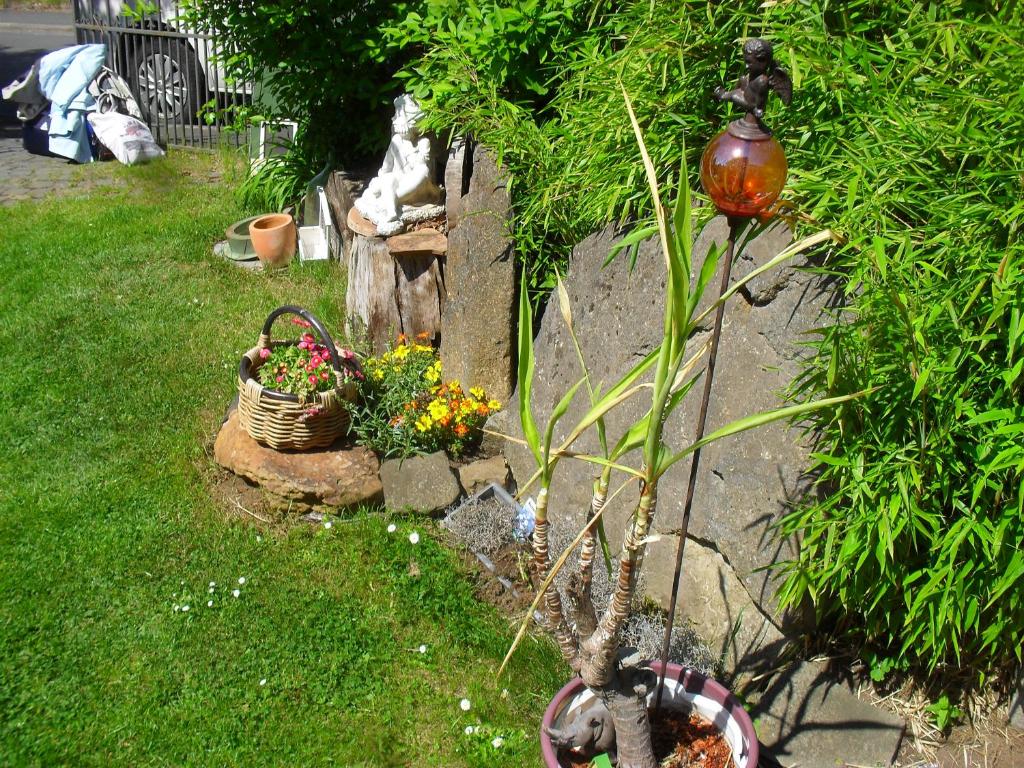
left=714, top=38, right=792, bottom=136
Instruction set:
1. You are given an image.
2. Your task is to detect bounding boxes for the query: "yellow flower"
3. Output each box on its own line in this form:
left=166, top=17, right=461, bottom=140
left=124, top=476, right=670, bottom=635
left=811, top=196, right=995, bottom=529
left=424, top=360, right=442, bottom=384
left=392, top=345, right=410, bottom=361
left=487, top=399, right=501, bottom=411
left=469, top=386, right=485, bottom=399
left=428, top=400, right=449, bottom=420
left=416, top=414, right=433, bottom=432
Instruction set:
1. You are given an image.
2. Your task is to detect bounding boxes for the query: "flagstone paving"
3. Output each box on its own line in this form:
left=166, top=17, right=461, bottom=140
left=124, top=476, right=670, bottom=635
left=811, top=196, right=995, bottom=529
left=0, top=131, right=123, bottom=205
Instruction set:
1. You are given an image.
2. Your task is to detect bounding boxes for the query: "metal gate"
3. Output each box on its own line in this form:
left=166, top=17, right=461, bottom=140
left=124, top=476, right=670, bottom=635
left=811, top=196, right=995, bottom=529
left=72, top=0, right=248, bottom=149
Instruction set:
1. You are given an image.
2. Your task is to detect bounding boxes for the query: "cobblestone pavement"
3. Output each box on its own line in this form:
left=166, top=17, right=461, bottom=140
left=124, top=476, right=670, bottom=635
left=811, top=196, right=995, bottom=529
left=0, top=128, right=123, bottom=206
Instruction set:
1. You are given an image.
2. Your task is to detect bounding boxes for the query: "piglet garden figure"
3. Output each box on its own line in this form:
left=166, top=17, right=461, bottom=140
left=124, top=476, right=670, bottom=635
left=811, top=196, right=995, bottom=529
left=354, top=94, right=444, bottom=236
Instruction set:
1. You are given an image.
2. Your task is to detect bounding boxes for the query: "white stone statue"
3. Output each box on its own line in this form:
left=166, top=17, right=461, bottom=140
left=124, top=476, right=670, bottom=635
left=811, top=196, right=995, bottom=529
left=354, top=94, right=444, bottom=237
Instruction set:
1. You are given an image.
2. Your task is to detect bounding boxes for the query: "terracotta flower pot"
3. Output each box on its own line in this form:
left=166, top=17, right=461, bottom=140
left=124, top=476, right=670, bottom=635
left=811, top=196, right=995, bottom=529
left=540, top=661, right=759, bottom=768
left=248, top=213, right=296, bottom=268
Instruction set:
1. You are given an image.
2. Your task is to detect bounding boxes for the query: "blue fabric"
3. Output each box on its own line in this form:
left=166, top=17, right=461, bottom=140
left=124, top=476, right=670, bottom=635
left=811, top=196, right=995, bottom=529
left=37, top=44, right=107, bottom=164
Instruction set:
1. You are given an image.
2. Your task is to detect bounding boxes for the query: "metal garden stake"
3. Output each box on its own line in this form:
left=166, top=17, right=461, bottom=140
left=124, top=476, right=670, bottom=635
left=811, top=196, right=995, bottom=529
left=655, top=38, right=793, bottom=711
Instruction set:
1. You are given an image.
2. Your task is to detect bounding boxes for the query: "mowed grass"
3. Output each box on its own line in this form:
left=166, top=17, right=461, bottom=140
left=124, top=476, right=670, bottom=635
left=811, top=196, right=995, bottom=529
left=0, top=151, right=565, bottom=766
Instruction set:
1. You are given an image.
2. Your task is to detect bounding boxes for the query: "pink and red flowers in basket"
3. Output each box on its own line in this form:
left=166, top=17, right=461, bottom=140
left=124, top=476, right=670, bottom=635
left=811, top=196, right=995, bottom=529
left=256, top=316, right=361, bottom=402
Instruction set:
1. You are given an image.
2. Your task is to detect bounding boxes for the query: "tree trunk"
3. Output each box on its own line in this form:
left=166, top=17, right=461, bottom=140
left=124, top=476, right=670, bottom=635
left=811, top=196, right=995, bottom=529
left=592, top=667, right=657, bottom=768
left=345, top=232, right=445, bottom=353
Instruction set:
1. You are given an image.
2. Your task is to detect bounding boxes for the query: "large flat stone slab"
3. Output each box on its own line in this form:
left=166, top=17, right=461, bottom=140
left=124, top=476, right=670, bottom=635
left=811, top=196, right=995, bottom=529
left=498, top=219, right=832, bottom=635
left=214, top=410, right=382, bottom=512
left=1010, top=668, right=1024, bottom=730
left=750, top=659, right=905, bottom=767
left=641, top=535, right=786, bottom=680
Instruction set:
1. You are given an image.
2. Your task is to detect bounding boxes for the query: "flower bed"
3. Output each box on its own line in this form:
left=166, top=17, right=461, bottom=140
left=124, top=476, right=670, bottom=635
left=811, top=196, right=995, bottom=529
left=353, top=334, right=500, bottom=459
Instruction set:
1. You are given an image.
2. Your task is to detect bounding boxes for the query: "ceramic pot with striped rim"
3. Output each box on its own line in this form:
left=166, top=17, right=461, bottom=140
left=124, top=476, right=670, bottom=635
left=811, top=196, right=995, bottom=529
left=540, top=662, right=759, bottom=768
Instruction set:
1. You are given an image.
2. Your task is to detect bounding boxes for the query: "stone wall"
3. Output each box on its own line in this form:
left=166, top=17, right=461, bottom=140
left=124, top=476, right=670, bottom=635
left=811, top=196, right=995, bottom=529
left=496, top=218, right=838, bottom=672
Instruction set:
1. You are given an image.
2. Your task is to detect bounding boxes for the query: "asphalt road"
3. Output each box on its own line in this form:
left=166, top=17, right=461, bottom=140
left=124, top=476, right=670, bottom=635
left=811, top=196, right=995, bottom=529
left=0, top=9, right=75, bottom=129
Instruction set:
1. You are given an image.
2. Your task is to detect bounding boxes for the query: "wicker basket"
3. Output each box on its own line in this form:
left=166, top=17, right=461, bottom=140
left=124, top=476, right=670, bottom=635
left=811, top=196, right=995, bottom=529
left=237, top=305, right=361, bottom=450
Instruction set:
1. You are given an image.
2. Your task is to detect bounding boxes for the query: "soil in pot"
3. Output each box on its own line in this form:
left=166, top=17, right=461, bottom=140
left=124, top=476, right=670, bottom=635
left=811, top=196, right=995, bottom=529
left=563, top=709, right=732, bottom=768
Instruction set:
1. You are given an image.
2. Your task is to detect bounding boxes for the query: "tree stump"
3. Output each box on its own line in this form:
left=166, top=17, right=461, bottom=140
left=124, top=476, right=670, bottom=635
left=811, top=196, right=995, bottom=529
left=344, top=208, right=446, bottom=353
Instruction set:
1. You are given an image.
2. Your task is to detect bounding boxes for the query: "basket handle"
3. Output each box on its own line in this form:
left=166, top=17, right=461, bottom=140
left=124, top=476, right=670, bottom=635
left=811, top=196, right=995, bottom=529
left=258, top=305, right=362, bottom=379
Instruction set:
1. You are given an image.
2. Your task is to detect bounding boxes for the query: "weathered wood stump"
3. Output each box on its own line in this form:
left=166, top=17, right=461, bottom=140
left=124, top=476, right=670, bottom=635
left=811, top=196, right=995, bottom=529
left=344, top=207, right=446, bottom=352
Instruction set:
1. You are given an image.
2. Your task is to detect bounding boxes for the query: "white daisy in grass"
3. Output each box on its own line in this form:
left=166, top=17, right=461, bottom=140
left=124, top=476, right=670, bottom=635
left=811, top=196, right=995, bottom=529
left=207, top=600, right=214, bottom=607
left=464, top=726, right=474, bottom=735
left=418, top=644, right=427, bottom=654
left=387, top=523, right=397, bottom=533
left=232, top=589, right=241, bottom=598
left=238, top=577, right=246, bottom=585
left=409, top=532, right=420, bottom=545
left=491, top=737, right=504, bottom=748
left=459, top=698, right=471, bottom=712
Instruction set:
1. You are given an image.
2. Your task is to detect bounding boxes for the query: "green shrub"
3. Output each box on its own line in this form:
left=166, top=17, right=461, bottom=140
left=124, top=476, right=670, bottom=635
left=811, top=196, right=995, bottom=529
left=394, top=0, right=1024, bottom=675
left=183, top=0, right=420, bottom=160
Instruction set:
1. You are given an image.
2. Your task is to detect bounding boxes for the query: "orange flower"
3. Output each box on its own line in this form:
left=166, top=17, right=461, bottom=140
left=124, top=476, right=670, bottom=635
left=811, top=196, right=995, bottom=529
left=454, top=424, right=469, bottom=438
left=397, top=333, right=407, bottom=344
left=477, top=404, right=489, bottom=417
left=416, top=331, right=430, bottom=341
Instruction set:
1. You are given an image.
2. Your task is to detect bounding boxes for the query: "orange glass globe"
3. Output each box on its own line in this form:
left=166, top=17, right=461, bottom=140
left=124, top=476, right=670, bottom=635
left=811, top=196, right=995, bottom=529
left=700, top=127, right=787, bottom=218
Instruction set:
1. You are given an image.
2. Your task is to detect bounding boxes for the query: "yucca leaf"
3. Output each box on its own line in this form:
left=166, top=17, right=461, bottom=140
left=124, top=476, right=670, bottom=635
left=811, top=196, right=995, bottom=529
left=517, top=268, right=542, bottom=465
left=656, top=390, right=870, bottom=478
left=542, top=376, right=587, bottom=480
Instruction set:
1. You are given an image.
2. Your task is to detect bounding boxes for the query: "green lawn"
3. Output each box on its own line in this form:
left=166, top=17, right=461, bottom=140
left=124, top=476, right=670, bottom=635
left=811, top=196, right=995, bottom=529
left=0, top=151, right=565, bottom=766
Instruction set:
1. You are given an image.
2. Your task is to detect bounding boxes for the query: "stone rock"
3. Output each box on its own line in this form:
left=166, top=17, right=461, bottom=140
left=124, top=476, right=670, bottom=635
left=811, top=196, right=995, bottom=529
left=500, top=217, right=836, bottom=644
left=457, top=455, right=511, bottom=496
left=214, top=411, right=383, bottom=512
left=1010, top=668, right=1024, bottom=730
left=641, top=535, right=785, bottom=678
left=440, top=139, right=516, bottom=402
left=381, top=451, right=462, bottom=513
left=386, top=228, right=447, bottom=256
left=750, top=659, right=905, bottom=767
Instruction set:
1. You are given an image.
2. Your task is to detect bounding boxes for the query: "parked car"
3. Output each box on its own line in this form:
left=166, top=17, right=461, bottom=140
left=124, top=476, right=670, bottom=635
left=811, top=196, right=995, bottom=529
left=73, top=0, right=248, bottom=126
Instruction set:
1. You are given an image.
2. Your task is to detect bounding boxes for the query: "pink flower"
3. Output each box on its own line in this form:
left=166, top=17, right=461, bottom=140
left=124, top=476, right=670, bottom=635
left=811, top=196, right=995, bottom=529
left=298, top=341, right=308, bottom=350
left=302, top=333, right=315, bottom=343
left=311, top=356, right=322, bottom=367
left=259, top=348, right=271, bottom=360
left=340, top=349, right=354, bottom=360
left=320, top=371, right=329, bottom=380
left=308, top=375, right=317, bottom=384
left=276, top=375, right=284, bottom=383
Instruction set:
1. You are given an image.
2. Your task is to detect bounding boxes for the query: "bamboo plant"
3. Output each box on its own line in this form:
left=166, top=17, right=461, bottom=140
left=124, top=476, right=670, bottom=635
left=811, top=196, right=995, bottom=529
left=500, top=89, right=861, bottom=768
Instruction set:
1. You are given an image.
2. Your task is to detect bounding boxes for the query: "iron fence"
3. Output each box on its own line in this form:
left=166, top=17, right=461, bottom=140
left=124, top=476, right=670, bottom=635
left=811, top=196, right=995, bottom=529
left=72, top=0, right=248, bottom=149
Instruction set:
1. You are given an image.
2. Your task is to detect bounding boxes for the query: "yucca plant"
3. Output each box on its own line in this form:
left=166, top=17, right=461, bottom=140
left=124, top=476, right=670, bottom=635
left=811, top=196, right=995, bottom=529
left=499, top=89, right=863, bottom=767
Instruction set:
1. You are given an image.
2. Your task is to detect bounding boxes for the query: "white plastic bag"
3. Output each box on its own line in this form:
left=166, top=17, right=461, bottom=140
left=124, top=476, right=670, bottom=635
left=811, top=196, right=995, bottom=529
left=87, top=111, right=164, bottom=165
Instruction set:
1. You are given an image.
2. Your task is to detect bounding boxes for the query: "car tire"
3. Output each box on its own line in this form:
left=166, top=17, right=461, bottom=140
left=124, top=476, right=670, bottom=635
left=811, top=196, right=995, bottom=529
left=130, top=39, right=206, bottom=125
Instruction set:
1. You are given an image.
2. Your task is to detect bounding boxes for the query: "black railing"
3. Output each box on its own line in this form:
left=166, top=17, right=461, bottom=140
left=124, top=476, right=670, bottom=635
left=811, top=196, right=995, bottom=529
left=72, top=0, right=248, bottom=149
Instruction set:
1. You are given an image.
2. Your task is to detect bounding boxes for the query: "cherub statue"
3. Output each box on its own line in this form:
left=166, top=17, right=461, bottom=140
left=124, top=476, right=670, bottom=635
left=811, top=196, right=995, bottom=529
left=355, top=94, right=444, bottom=237
left=714, top=38, right=792, bottom=130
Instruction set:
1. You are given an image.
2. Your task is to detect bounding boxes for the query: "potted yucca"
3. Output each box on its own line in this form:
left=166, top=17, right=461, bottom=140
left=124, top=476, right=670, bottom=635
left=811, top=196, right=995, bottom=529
left=500, top=90, right=859, bottom=768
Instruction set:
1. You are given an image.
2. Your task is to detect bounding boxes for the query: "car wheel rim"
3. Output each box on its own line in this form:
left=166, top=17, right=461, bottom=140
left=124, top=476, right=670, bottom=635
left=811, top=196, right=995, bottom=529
left=138, top=54, right=188, bottom=120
